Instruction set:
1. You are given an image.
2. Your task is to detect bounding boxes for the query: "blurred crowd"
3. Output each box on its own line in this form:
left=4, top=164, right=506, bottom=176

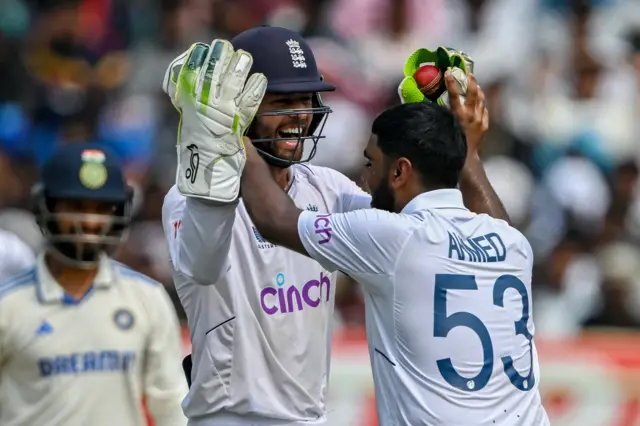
left=1, top=0, right=640, bottom=337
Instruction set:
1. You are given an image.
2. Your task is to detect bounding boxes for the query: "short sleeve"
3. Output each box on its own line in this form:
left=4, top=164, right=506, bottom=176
left=338, top=177, right=372, bottom=213
left=307, top=165, right=371, bottom=213
left=297, top=209, right=415, bottom=276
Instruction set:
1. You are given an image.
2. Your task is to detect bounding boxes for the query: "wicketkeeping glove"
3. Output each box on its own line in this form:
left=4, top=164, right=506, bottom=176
left=398, top=47, right=472, bottom=109
left=162, top=40, right=267, bottom=203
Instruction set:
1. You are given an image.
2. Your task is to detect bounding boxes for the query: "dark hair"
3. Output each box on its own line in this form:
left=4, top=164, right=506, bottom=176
left=371, top=102, right=467, bottom=188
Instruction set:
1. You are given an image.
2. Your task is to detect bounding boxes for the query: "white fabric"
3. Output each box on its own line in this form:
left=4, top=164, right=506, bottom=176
left=162, top=163, right=370, bottom=425
left=0, top=253, right=188, bottom=426
left=0, top=229, right=35, bottom=281
left=297, top=189, right=549, bottom=425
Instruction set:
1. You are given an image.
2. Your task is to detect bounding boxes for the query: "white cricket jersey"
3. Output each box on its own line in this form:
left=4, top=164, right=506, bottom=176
left=0, top=229, right=36, bottom=281
left=0, top=253, right=189, bottom=426
left=298, top=189, right=550, bottom=426
left=162, top=164, right=370, bottom=425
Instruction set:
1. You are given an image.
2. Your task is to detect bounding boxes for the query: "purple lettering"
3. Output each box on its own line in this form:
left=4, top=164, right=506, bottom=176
left=320, top=272, right=331, bottom=301
left=277, top=287, right=287, bottom=313
left=315, top=228, right=332, bottom=244
left=260, top=287, right=278, bottom=315
left=314, top=214, right=333, bottom=244
left=261, top=273, right=333, bottom=315
left=302, top=279, right=320, bottom=307
left=314, top=215, right=331, bottom=228
left=286, top=286, right=303, bottom=312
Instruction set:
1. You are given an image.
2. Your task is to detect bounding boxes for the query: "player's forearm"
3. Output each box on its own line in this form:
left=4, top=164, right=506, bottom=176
left=459, top=153, right=510, bottom=223
left=169, top=198, right=236, bottom=284
left=241, top=154, right=305, bottom=252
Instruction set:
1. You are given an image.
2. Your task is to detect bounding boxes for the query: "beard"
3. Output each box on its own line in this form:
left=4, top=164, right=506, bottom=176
left=269, top=140, right=305, bottom=162
left=370, top=180, right=396, bottom=212
left=246, top=118, right=307, bottom=165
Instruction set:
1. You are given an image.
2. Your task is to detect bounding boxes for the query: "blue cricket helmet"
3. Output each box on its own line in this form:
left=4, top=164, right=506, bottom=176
left=33, top=143, right=133, bottom=268
left=231, top=26, right=335, bottom=168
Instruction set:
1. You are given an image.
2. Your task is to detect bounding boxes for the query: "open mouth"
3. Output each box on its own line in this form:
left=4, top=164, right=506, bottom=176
left=277, top=126, right=305, bottom=149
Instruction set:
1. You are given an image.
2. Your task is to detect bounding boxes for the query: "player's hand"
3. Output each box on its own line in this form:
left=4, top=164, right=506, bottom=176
left=446, top=72, right=488, bottom=156
left=398, top=46, right=472, bottom=108
left=162, top=40, right=268, bottom=203
left=242, top=136, right=261, bottom=164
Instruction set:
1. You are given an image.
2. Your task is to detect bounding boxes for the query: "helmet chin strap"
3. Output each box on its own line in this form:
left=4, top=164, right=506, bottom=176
left=258, top=151, right=293, bottom=168
left=246, top=122, right=302, bottom=168
left=255, top=143, right=298, bottom=168
left=252, top=135, right=320, bottom=169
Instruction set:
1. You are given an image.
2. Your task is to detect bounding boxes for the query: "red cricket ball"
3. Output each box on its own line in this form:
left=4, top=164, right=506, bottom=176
left=413, top=64, right=445, bottom=99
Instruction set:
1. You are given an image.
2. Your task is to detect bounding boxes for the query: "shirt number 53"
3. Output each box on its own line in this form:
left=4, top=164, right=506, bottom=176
left=434, top=274, right=535, bottom=392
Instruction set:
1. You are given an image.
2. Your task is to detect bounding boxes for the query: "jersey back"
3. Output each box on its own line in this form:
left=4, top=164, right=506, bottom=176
left=372, top=209, right=548, bottom=425
left=296, top=190, right=549, bottom=425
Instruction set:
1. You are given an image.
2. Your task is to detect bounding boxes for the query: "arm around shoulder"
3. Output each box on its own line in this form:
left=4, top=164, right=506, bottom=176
left=297, top=208, right=415, bottom=277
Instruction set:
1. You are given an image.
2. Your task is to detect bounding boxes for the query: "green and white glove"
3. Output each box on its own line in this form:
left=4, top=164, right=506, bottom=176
left=398, top=46, right=472, bottom=109
left=162, top=40, right=267, bottom=203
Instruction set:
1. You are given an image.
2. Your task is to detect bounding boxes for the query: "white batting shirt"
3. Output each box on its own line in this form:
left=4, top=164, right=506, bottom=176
left=162, top=164, right=370, bottom=425
left=0, top=253, right=188, bottom=426
left=298, top=189, right=549, bottom=426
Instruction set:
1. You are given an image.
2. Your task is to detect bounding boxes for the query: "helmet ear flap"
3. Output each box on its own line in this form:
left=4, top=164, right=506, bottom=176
left=125, top=184, right=134, bottom=203
left=119, top=184, right=135, bottom=219
left=308, top=92, right=325, bottom=136
left=310, top=73, right=328, bottom=135
left=30, top=183, right=44, bottom=216
left=30, top=182, right=50, bottom=231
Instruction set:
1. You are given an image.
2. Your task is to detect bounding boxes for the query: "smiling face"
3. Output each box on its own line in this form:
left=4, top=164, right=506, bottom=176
left=249, top=92, right=314, bottom=162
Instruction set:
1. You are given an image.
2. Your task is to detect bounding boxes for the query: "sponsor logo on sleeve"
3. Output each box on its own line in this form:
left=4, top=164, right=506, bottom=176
left=313, top=214, right=332, bottom=244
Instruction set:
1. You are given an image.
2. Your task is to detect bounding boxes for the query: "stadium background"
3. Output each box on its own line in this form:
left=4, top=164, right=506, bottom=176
left=1, top=0, right=640, bottom=424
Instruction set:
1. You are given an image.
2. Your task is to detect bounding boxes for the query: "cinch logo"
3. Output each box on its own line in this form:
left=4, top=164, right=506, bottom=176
left=260, top=273, right=331, bottom=315
left=314, top=214, right=332, bottom=244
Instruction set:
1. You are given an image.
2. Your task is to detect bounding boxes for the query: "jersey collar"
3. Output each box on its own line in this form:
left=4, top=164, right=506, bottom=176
left=401, top=189, right=467, bottom=214
left=36, top=252, right=115, bottom=304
